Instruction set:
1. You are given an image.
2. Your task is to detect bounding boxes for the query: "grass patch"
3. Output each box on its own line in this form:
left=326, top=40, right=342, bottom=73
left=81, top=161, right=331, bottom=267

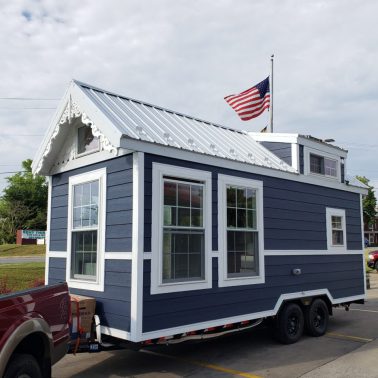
left=0, top=262, right=45, bottom=293
left=0, top=244, right=45, bottom=257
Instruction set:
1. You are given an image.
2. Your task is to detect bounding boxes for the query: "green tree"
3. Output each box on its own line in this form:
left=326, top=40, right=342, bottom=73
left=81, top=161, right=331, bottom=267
left=357, top=176, right=377, bottom=227
left=0, top=159, right=47, bottom=243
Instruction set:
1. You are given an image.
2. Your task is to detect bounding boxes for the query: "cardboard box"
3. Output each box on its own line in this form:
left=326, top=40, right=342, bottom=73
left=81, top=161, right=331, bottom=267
left=70, top=294, right=96, bottom=333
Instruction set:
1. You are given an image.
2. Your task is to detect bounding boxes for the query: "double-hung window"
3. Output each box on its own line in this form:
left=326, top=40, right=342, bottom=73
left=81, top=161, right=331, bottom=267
left=151, top=163, right=212, bottom=294
left=67, top=168, right=106, bottom=291
left=218, top=175, right=264, bottom=287
left=326, top=208, right=347, bottom=251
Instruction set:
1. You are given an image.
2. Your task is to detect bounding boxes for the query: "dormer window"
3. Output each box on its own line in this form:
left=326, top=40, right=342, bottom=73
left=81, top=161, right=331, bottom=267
left=310, top=154, right=337, bottom=178
left=77, top=126, right=99, bottom=156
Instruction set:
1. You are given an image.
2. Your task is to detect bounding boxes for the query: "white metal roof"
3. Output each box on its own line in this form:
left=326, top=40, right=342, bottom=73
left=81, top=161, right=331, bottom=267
left=75, top=80, right=296, bottom=173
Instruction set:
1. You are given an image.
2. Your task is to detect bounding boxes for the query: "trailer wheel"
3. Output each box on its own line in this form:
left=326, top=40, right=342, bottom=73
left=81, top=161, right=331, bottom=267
left=275, top=302, right=304, bottom=344
left=304, top=298, right=329, bottom=337
left=4, top=353, right=42, bottom=378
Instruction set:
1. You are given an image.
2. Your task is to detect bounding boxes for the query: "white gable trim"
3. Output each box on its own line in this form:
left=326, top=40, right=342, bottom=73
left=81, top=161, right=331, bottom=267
left=32, top=81, right=122, bottom=176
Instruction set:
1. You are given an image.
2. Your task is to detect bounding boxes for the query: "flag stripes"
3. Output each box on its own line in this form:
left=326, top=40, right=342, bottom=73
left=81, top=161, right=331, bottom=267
left=225, top=77, right=270, bottom=121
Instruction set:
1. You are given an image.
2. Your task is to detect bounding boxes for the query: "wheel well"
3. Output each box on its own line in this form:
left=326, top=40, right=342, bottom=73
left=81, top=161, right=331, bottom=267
left=278, top=296, right=333, bottom=316
left=11, top=332, right=51, bottom=377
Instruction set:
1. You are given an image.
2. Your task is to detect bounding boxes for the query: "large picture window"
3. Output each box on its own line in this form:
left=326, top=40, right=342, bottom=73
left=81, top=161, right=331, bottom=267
left=151, top=163, right=212, bottom=294
left=67, top=168, right=106, bottom=291
left=218, top=175, right=264, bottom=287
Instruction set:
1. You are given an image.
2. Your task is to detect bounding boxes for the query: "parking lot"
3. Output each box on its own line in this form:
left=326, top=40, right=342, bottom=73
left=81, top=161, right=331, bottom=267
left=53, top=272, right=378, bottom=378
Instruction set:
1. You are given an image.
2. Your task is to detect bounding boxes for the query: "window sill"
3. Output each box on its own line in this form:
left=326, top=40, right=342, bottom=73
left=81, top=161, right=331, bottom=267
left=150, top=279, right=212, bottom=295
left=218, top=275, right=265, bottom=288
left=67, top=278, right=104, bottom=292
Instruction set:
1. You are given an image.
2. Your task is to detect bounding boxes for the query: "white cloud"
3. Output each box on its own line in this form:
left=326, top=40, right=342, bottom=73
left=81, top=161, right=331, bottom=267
left=0, top=0, right=377, bottom=191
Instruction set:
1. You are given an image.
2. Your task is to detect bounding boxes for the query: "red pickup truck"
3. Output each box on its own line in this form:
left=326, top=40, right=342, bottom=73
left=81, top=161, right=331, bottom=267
left=0, top=282, right=70, bottom=378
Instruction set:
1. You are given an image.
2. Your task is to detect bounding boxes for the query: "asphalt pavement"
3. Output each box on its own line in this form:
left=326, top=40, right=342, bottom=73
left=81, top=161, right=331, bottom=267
left=53, top=272, right=378, bottom=377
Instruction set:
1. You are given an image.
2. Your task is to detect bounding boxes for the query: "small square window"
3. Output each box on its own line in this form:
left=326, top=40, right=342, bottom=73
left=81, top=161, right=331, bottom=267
left=77, top=126, right=99, bottom=155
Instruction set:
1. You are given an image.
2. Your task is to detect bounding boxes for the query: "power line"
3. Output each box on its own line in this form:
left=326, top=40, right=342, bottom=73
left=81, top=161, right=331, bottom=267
left=0, top=107, right=55, bottom=110
left=0, top=97, right=59, bottom=100
left=0, top=134, right=44, bottom=137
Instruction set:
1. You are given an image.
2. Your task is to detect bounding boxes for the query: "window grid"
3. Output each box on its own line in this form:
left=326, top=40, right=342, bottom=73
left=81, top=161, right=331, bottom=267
left=331, top=215, right=344, bottom=246
left=226, top=185, right=258, bottom=278
left=71, top=180, right=99, bottom=280
left=162, top=178, right=205, bottom=283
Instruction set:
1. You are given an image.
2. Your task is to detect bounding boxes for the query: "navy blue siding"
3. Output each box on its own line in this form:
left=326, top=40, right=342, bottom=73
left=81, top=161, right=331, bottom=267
left=144, top=154, right=362, bottom=252
left=49, top=154, right=133, bottom=252
left=48, top=258, right=132, bottom=332
left=142, top=254, right=364, bottom=332
left=261, top=142, right=292, bottom=166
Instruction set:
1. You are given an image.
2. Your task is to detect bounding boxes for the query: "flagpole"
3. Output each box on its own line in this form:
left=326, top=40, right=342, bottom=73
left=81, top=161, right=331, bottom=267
left=269, top=54, right=274, bottom=133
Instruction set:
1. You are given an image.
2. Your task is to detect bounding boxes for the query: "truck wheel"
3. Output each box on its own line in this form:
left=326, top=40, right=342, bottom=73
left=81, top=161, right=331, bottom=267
left=375, top=261, right=378, bottom=271
left=4, top=354, right=42, bottom=378
left=275, top=302, right=304, bottom=344
left=305, top=298, right=329, bottom=337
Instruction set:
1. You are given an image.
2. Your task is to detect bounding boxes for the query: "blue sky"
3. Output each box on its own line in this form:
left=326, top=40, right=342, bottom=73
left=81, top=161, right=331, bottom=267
left=0, top=0, right=377, bottom=193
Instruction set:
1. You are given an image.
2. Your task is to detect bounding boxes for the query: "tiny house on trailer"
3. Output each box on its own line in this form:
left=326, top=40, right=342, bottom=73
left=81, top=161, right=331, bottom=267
left=32, top=80, right=367, bottom=345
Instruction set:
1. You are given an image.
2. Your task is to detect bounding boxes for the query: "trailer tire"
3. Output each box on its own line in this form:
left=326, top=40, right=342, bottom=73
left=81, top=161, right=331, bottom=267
left=275, top=302, right=304, bottom=344
left=304, top=298, right=329, bottom=337
left=4, top=353, right=42, bottom=378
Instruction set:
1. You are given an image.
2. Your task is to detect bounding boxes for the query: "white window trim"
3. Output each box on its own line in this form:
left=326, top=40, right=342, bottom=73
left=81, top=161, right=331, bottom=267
left=66, top=168, right=107, bottom=292
left=304, top=147, right=341, bottom=181
left=326, top=207, right=347, bottom=251
left=218, top=174, right=265, bottom=287
left=151, top=163, right=212, bottom=294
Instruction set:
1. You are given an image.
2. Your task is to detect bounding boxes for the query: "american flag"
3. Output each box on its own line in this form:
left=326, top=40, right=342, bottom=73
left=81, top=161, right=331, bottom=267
left=224, top=77, right=270, bottom=121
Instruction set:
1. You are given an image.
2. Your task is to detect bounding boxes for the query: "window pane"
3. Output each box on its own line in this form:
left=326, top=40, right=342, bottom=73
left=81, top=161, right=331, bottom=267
left=74, top=185, right=83, bottom=207
left=73, top=181, right=99, bottom=229
left=332, top=216, right=342, bottom=229
left=82, top=183, right=91, bottom=206
left=237, top=188, right=246, bottom=208
left=162, top=231, right=204, bottom=283
left=81, top=206, right=90, bottom=227
left=246, top=189, right=256, bottom=209
left=78, top=126, right=99, bottom=155
left=71, top=231, right=97, bottom=279
left=227, top=208, right=236, bottom=228
left=332, top=230, right=344, bottom=245
left=227, top=230, right=235, bottom=252
left=191, top=185, right=203, bottom=208
left=178, top=184, right=190, bottom=207
left=164, top=206, right=176, bottom=226
left=310, top=154, right=324, bottom=174
left=227, top=186, right=236, bottom=207
left=247, top=210, right=256, bottom=229
left=191, top=208, right=203, bottom=227
left=237, top=209, right=246, bottom=228
left=325, top=158, right=337, bottom=177
left=227, top=231, right=258, bottom=277
left=164, top=182, right=176, bottom=206
left=177, top=207, right=190, bottom=226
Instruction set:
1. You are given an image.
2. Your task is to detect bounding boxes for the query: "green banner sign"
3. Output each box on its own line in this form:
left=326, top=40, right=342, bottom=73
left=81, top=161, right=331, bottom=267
left=21, top=230, right=46, bottom=239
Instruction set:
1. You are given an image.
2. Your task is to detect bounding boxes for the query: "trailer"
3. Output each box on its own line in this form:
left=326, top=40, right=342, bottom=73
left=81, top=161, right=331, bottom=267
left=32, top=80, right=367, bottom=346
